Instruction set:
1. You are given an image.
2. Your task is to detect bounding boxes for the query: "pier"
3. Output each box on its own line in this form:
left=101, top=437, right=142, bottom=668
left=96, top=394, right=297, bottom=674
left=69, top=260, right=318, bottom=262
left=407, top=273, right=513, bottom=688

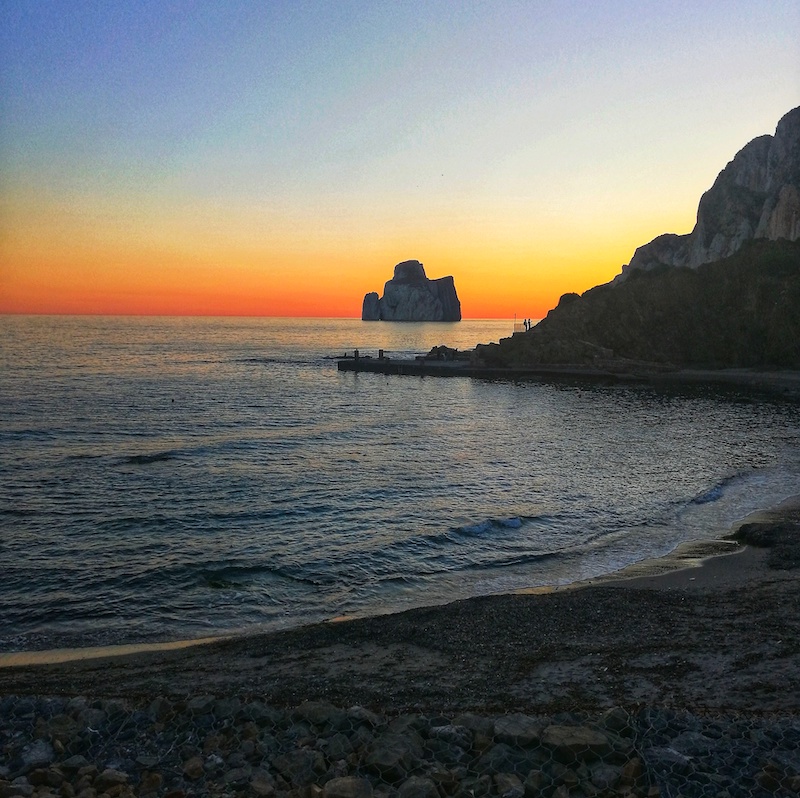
left=336, top=350, right=642, bottom=382
left=335, top=352, right=800, bottom=398
left=337, top=353, right=471, bottom=377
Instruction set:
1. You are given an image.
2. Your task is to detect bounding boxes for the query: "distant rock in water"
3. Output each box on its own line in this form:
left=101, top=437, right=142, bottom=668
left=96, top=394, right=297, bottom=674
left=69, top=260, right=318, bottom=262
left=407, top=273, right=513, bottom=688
left=621, top=106, right=800, bottom=279
left=362, top=260, right=461, bottom=321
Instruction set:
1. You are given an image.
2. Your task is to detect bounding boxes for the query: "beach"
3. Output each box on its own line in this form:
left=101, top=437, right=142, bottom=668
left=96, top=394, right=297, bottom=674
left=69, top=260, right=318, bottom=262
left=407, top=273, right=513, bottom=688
left=3, top=498, right=800, bottom=711
left=1, top=502, right=799, bottom=796
left=1, top=530, right=798, bottom=714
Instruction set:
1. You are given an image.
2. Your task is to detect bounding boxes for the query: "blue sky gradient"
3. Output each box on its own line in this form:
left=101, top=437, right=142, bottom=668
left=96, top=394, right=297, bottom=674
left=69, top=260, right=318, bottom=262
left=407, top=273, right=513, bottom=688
left=2, top=1, right=798, bottom=315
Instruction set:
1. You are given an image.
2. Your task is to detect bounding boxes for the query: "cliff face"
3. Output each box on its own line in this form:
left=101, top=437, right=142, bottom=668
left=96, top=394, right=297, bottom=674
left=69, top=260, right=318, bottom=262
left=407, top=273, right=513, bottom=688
left=362, top=261, right=462, bottom=321
left=475, top=239, right=800, bottom=369
left=622, top=107, right=800, bottom=278
left=473, top=108, right=800, bottom=371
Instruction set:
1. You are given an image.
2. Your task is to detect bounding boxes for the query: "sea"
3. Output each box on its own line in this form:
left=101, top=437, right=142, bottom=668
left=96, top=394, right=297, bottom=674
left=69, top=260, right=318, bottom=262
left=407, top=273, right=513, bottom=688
left=2, top=315, right=800, bottom=654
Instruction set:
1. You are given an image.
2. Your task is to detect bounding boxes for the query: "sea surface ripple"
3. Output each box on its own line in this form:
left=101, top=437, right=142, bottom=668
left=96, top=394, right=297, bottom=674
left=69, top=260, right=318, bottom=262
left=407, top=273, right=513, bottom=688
left=1, top=316, right=799, bottom=652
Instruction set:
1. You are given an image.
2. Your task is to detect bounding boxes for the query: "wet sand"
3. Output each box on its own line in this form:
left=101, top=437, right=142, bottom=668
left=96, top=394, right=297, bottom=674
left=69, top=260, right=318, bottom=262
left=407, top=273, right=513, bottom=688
left=1, top=499, right=798, bottom=716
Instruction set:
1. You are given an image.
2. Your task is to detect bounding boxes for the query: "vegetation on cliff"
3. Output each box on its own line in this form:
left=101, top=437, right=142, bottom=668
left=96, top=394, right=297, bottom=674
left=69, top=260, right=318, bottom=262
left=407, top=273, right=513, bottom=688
left=475, top=238, right=800, bottom=370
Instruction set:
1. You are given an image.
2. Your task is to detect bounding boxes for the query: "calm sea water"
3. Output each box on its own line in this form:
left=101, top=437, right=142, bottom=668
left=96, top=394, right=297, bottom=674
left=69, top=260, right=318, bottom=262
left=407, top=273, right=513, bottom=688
left=2, top=315, right=800, bottom=653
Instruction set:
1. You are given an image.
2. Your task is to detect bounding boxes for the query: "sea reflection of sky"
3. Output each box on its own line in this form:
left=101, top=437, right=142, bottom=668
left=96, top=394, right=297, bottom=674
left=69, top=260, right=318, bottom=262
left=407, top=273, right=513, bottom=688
left=1, top=316, right=799, bottom=652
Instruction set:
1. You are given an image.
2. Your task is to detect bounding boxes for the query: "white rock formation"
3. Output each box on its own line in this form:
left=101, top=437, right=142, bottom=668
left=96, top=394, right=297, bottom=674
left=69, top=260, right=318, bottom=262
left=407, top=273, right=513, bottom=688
left=362, top=261, right=461, bottom=321
left=620, top=106, right=800, bottom=279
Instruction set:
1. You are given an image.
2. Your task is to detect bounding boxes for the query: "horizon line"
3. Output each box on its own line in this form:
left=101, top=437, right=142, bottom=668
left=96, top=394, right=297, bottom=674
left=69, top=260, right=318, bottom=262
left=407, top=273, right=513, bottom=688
left=0, top=312, right=536, bottom=322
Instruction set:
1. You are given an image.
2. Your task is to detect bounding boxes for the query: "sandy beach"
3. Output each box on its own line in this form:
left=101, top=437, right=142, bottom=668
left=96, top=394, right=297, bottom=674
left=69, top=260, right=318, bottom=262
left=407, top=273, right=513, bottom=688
left=1, top=501, right=799, bottom=797
left=2, top=500, right=798, bottom=717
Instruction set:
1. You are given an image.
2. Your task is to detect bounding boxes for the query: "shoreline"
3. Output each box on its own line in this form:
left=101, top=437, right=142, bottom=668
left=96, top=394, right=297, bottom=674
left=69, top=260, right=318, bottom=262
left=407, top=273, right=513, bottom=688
left=0, top=636, right=229, bottom=670
left=338, top=356, right=800, bottom=399
left=1, top=505, right=797, bottom=797
left=1, top=495, right=798, bottom=716
left=0, top=536, right=748, bottom=671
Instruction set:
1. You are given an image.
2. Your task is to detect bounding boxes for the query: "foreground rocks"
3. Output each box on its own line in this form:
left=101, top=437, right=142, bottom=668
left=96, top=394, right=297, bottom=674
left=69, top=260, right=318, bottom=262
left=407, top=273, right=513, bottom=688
left=3, top=522, right=799, bottom=795
left=2, top=695, right=798, bottom=797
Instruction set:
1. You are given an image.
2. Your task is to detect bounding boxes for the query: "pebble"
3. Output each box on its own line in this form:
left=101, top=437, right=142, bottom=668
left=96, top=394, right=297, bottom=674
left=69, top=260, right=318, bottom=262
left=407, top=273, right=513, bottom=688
left=0, top=696, right=797, bottom=797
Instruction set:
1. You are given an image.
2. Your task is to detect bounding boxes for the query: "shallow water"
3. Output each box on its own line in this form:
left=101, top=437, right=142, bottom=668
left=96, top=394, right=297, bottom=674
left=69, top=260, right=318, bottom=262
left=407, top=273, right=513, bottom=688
left=2, top=316, right=799, bottom=651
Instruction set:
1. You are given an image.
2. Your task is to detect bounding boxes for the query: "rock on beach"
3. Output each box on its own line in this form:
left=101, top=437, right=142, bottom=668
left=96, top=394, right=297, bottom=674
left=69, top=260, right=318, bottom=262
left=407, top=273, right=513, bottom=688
left=2, top=511, right=800, bottom=795
left=1, top=695, right=800, bottom=797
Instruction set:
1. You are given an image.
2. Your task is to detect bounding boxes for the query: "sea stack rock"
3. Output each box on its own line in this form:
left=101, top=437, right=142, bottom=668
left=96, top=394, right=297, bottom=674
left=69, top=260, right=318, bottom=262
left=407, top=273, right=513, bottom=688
left=362, top=260, right=462, bottom=321
left=620, top=105, right=800, bottom=279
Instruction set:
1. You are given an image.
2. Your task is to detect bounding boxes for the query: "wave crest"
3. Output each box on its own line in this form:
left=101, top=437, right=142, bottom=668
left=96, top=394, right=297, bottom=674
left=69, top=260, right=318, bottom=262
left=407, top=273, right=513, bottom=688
left=454, top=516, right=523, bottom=535
left=123, top=451, right=177, bottom=465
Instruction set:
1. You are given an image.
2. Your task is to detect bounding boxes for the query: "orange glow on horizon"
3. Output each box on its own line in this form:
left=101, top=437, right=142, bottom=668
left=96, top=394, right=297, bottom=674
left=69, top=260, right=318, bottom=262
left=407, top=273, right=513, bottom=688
left=1, top=2, right=794, bottom=323
left=0, top=242, right=628, bottom=319
left=0, top=185, right=694, bottom=319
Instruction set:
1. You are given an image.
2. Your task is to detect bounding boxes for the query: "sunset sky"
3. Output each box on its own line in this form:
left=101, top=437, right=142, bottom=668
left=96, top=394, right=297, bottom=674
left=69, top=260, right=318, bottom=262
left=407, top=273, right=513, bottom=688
left=1, top=1, right=798, bottom=319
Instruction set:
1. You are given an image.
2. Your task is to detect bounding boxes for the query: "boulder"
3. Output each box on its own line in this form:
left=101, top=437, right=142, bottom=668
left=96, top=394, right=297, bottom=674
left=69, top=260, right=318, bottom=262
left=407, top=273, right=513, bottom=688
left=361, top=260, right=461, bottom=321
left=324, top=777, right=374, bottom=798
left=271, top=749, right=326, bottom=787
left=292, top=700, right=347, bottom=730
left=20, top=741, right=55, bottom=770
left=397, top=776, right=439, bottom=798
left=540, top=725, right=613, bottom=763
left=182, top=756, right=204, bottom=780
left=493, top=713, right=542, bottom=747
left=365, top=732, right=424, bottom=782
left=93, top=769, right=129, bottom=791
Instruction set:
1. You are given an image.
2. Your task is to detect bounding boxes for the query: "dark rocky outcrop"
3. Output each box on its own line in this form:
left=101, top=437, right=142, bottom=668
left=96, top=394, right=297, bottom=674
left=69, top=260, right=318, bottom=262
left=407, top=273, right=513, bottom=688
left=362, top=261, right=461, bottom=321
left=475, top=107, right=800, bottom=371
left=362, top=292, right=381, bottom=321
left=729, top=499, right=800, bottom=570
left=621, top=106, right=800, bottom=278
left=475, top=238, right=800, bottom=369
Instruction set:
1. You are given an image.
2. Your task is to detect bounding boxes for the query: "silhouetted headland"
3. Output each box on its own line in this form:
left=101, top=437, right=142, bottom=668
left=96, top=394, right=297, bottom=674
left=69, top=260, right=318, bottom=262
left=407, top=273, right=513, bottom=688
left=345, top=108, right=800, bottom=394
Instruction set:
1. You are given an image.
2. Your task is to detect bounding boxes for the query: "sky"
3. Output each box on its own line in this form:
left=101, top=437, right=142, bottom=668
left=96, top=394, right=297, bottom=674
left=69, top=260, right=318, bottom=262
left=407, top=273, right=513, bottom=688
left=1, top=1, right=798, bottom=319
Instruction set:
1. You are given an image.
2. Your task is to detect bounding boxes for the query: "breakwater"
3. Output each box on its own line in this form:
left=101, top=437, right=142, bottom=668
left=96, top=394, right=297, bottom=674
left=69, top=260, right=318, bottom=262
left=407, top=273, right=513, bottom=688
left=336, top=352, right=636, bottom=382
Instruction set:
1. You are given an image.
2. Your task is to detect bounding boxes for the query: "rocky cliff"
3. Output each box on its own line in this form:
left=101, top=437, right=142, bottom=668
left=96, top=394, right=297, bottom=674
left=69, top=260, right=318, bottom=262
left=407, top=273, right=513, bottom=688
left=475, top=238, right=800, bottom=369
left=621, top=106, right=800, bottom=278
left=473, top=107, right=800, bottom=371
left=362, top=260, right=462, bottom=321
